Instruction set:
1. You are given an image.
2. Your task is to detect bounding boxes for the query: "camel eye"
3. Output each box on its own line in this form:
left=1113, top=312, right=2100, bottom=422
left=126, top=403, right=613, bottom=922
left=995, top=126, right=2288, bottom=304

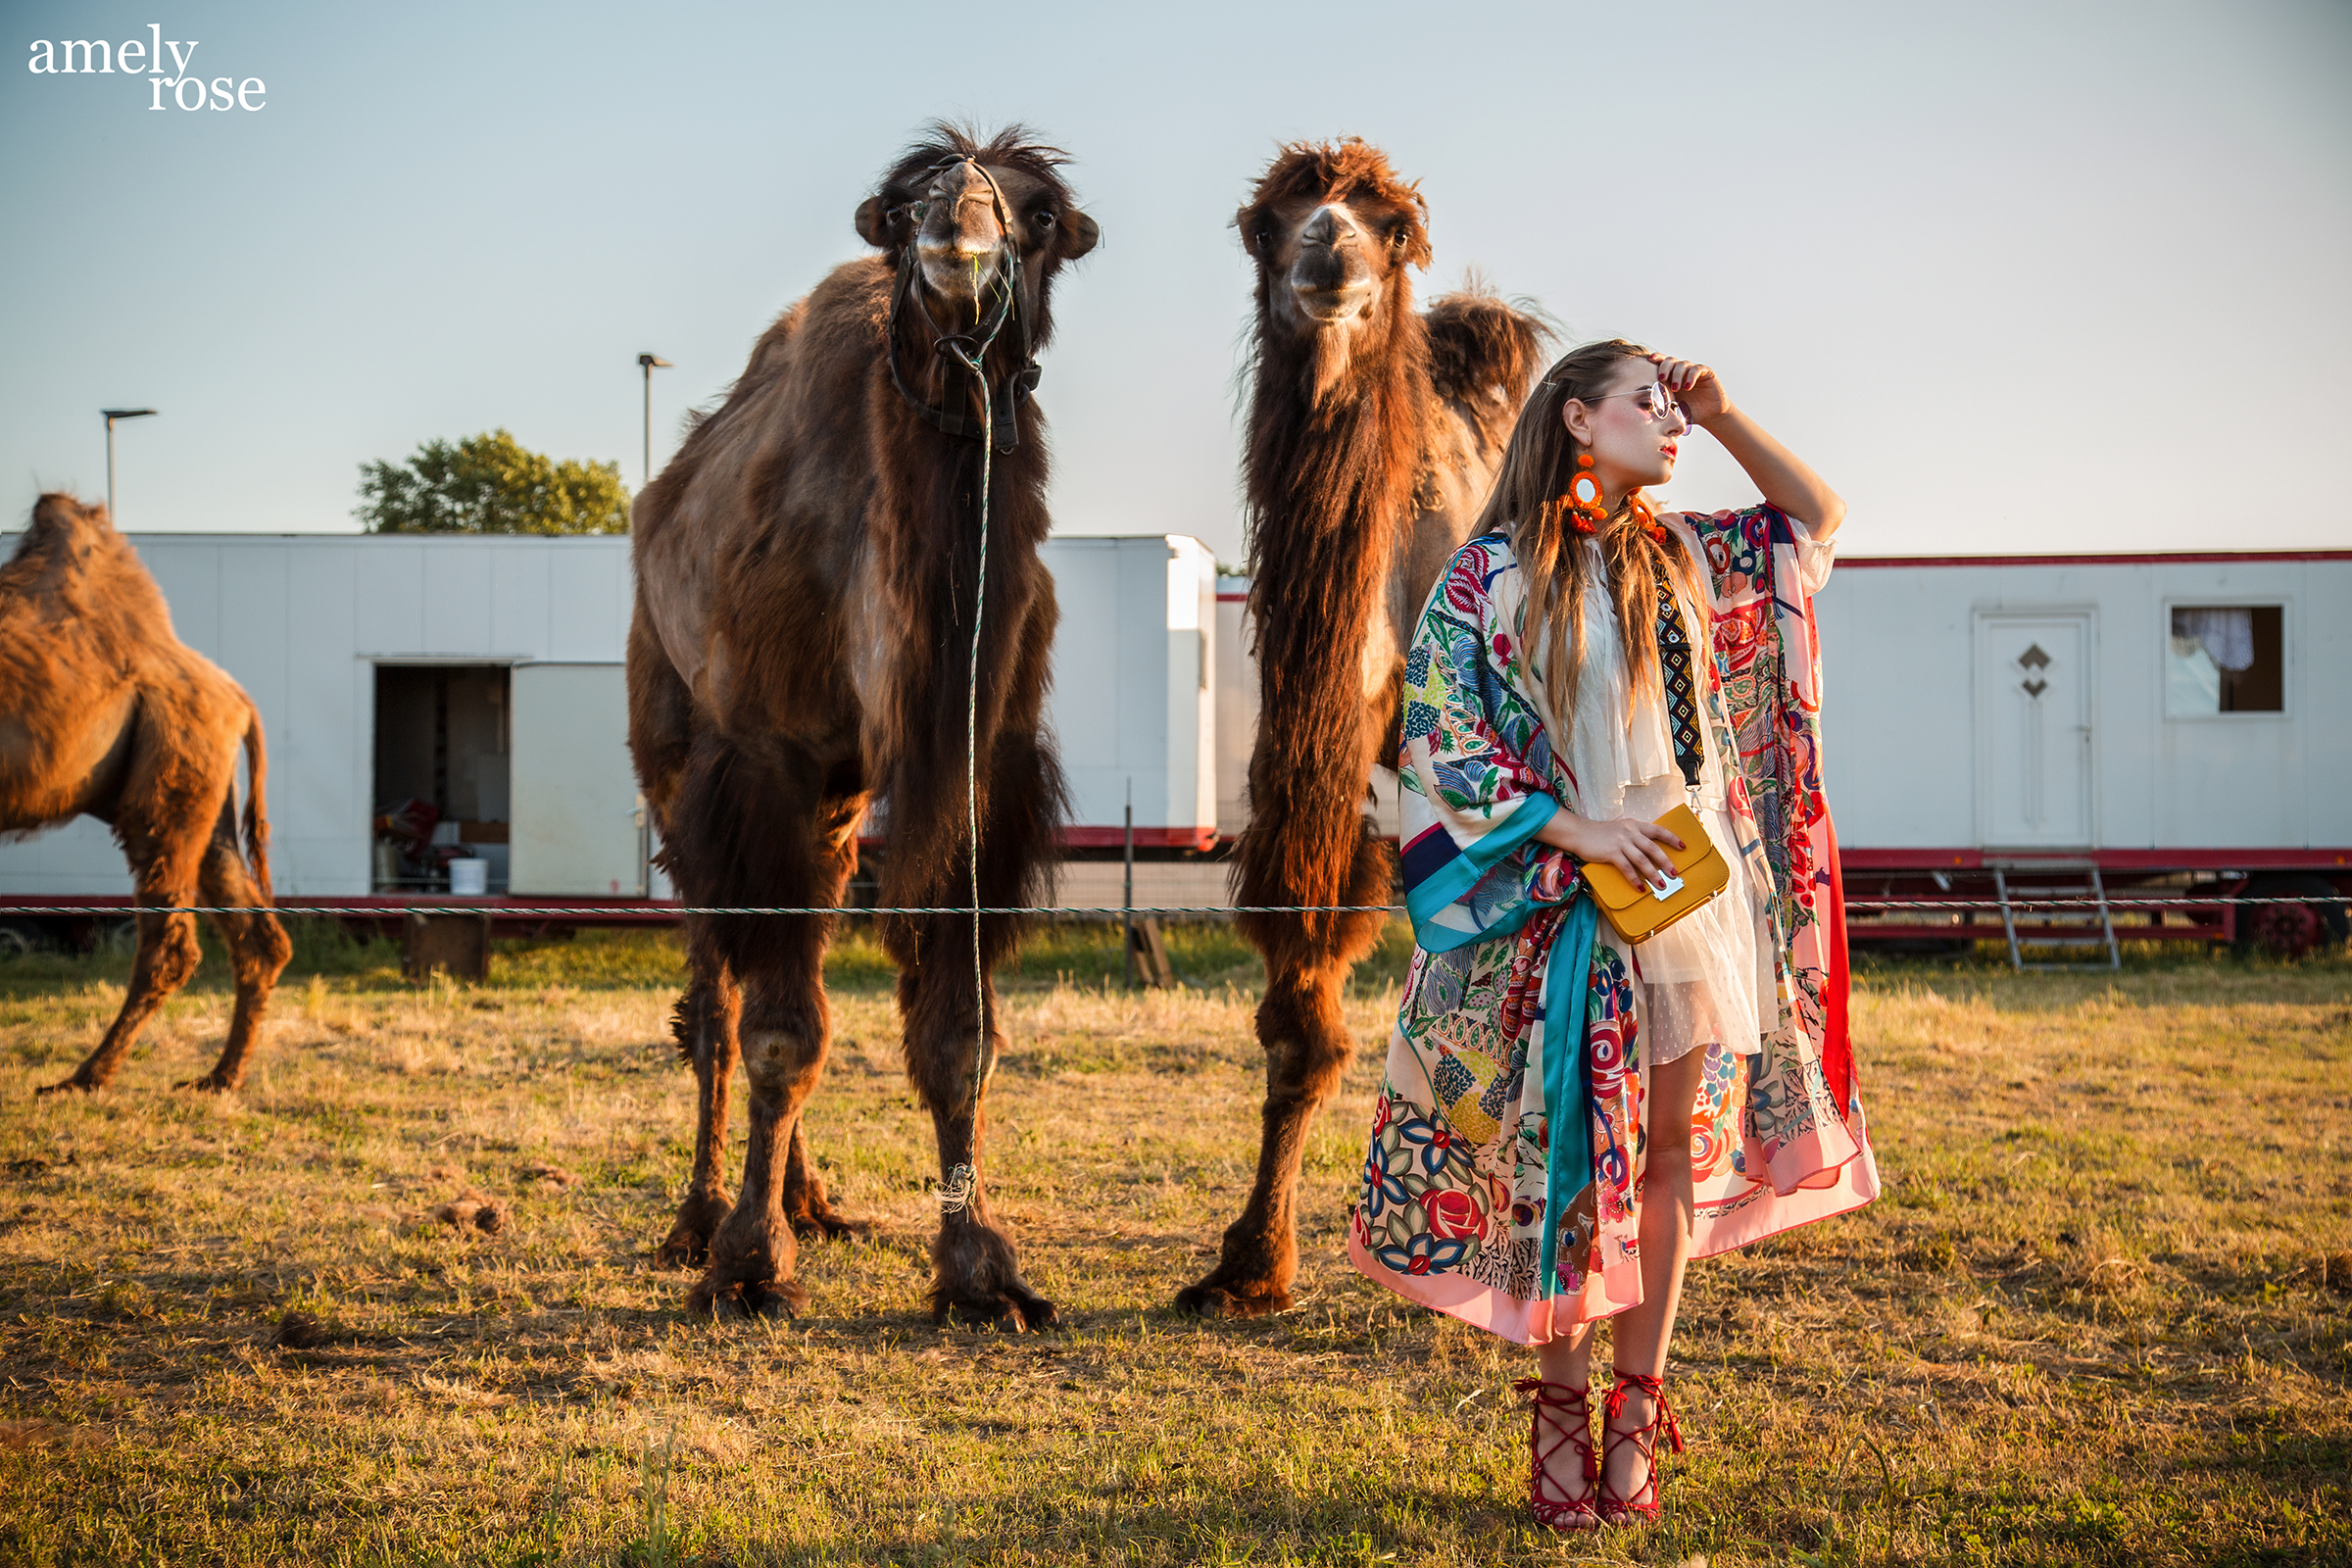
left=1035, top=207, right=1057, bottom=228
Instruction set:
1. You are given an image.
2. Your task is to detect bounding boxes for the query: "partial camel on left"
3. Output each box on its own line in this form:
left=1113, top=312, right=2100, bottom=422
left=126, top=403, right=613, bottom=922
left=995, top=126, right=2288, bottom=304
left=0, top=493, right=291, bottom=1094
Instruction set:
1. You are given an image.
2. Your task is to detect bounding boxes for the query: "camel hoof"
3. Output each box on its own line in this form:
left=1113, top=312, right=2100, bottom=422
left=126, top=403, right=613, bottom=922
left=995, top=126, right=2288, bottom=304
left=932, top=1285, right=1058, bottom=1333
left=33, top=1078, right=97, bottom=1099
left=172, top=1073, right=237, bottom=1094
left=1173, top=1281, right=1294, bottom=1319
left=688, top=1274, right=808, bottom=1322
left=788, top=1205, right=863, bottom=1244
left=656, top=1192, right=734, bottom=1270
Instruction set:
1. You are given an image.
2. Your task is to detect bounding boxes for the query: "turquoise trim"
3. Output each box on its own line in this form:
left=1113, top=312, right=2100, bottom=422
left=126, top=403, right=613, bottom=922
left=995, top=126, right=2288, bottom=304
left=1537, top=894, right=1598, bottom=1299
left=1403, top=794, right=1560, bottom=954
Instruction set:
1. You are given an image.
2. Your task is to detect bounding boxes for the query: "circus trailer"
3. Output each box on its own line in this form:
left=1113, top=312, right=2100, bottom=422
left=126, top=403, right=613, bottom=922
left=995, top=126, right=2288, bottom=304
left=1816, top=547, right=2352, bottom=960
left=1208, top=547, right=2352, bottom=962
left=0, top=530, right=1224, bottom=940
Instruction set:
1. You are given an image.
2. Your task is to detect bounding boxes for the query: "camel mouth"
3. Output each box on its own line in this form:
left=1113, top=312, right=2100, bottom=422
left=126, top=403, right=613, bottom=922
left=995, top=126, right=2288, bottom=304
left=1288, top=278, right=1374, bottom=323
left=913, top=239, right=1006, bottom=312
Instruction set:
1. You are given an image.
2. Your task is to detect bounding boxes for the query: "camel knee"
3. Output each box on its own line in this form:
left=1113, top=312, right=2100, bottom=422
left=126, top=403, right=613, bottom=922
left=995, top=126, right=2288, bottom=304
left=1256, top=974, right=1353, bottom=1102
left=740, top=1027, right=825, bottom=1101
left=242, top=920, right=293, bottom=987
left=143, top=920, right=202, bottom=990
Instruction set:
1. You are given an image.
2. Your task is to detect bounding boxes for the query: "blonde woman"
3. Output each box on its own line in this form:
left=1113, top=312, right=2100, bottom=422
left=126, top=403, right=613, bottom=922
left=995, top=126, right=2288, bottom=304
left=1348, top=340, right=1879, bottom=1528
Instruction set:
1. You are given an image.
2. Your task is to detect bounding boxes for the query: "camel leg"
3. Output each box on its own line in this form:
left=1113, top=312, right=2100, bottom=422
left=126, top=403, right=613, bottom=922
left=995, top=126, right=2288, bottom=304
left=1177, top=829, right=1390, bottom=1316
left=1173, top=963, right=1354, bottom=1316
left=656, top=939, right=740, bottom=1269
left=38, top=902, right=203, bottom=1095
left=686, top=952, right=830, bottom=1319
left=685, top=784, right=856, bottom=1319
left=781, top=1117, right=858, bottom=1241
left=177, top=836, right=292, bottom=1093
left=903, top=937, right=1052, bottom=1329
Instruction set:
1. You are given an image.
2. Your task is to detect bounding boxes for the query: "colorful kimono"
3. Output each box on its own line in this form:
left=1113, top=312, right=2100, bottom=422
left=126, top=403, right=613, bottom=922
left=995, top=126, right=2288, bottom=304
left=1348, top=507, right=1878, bottom=1343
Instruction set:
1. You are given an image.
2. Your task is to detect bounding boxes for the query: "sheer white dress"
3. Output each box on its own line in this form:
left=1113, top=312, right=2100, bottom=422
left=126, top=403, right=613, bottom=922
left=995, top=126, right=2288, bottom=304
left=1531, top=536, right=1774, bottom=1066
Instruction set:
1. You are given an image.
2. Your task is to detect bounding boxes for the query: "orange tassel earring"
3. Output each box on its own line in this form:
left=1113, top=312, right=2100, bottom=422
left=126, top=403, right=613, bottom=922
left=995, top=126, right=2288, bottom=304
left=1564, top=454, right=1606, bottom=536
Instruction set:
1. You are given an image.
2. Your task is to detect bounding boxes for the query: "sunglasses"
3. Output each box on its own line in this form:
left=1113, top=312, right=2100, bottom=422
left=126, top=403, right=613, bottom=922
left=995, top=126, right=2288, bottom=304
left=1592, top=381, right=1687, bottom=425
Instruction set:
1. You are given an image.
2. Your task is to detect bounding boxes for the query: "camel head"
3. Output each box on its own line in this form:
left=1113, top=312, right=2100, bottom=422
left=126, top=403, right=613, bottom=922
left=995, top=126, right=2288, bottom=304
left=857, top=123, right=1099, bottom=349
left=1237, top=138, right=1433, bottom=365
left=10, top=492, right=115, bottom=565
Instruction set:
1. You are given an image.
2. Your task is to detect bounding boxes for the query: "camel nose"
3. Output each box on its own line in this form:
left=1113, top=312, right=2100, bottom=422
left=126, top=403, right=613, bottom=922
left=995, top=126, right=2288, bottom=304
left=1300, top=206, right=1356, bottom=250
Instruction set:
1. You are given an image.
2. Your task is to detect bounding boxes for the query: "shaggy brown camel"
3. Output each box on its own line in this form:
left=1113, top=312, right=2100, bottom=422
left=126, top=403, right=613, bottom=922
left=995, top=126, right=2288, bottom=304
left=1178, top=140, right=1547, bottom=1317
left=0, top=493, right=291, bottom=1095
left=629, top=124, right=1097, bottom=1326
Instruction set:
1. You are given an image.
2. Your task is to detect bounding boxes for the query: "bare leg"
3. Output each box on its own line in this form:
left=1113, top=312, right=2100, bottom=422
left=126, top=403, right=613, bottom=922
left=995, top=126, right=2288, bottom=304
left=178, top=837, right=291, bottom=1093
left=1598, top=1043, right=1707, bottom=1504
left=40, top=901, right=202, bottom=1095
left=657, top=946, right=740, bottom=1269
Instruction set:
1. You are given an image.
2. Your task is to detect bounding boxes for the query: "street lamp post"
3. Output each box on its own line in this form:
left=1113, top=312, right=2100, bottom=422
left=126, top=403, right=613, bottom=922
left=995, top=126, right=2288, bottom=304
left=101, top=408, right=158, bottom=522
left=637, top=354, right=671, bottom=487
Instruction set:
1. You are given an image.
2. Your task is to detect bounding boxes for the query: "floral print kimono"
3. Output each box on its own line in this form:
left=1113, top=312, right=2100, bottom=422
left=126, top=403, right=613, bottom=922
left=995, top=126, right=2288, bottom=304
left=1347, top=506, right=1878, bottom=1343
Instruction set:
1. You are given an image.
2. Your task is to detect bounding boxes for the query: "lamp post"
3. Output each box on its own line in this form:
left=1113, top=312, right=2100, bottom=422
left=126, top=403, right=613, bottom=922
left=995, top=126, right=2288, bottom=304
left=101, top=408, right=158, bottom=522
left=637, top=354, right=671, bottom=487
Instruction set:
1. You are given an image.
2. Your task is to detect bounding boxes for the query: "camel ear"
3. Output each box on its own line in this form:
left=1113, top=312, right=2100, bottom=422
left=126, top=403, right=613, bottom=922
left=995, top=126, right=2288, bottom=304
left=1058, top=209, right=1100, bottom=261
left=855, top=196, right=890, bottom=249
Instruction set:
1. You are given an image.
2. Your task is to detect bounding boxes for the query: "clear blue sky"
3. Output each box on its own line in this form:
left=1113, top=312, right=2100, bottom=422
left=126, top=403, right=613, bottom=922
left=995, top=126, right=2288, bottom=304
left=4, top=0, right=2346, bottom=563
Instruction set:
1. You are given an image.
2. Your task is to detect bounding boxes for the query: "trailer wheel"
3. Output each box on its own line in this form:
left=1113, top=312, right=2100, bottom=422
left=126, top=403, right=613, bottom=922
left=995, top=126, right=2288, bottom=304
left=2234, top=874, right=2351, bottom=958
left=0, top=923, right=36, bottom=958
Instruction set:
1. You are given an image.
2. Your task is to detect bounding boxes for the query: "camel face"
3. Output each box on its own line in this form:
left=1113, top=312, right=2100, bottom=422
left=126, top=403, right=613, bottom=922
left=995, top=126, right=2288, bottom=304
left=1237, top=139, right=1433, bottom=349
left=1272, top=200, right=1395, bottom=328
left=856, top=140, right=1099, bottom=337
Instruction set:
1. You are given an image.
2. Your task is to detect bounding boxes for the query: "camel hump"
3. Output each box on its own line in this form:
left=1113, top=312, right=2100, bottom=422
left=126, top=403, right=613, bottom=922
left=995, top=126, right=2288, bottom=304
left=1423, top=287, right=1550, bottom=413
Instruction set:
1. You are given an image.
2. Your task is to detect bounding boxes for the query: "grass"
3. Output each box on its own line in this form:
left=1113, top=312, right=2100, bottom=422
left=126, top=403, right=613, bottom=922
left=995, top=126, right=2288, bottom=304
left=0, top=922, right=2343, bottom=1565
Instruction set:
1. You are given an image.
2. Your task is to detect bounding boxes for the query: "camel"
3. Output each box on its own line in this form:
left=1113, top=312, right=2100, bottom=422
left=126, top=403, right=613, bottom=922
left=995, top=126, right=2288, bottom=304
left=0, top=493, right=291, bottom=1095
left=1178, top=140, right=1547, bottom=1317
left=629, top=124, right=1097, bottom=1326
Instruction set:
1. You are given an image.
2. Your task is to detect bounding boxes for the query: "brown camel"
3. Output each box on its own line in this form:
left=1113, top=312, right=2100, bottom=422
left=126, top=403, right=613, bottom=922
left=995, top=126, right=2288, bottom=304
left=1178, top=140, right=1547, bottom=1316
left=629, top=124, right=1097, bottom=1326
left=0, top=493, right=291, bottom=1095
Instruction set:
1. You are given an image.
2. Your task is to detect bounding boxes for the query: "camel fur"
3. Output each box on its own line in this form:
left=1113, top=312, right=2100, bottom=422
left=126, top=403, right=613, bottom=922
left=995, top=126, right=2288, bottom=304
left=1177, top=139, right=1546, bottom=1317
left=629, top=124, right=1097, bottom=1326
left=0, top=493, right=291, bottom=1094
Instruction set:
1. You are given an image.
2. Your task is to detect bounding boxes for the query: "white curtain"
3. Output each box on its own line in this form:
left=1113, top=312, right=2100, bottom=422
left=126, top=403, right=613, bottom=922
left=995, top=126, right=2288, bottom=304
left=2171, top=608, right=2254, bottom=673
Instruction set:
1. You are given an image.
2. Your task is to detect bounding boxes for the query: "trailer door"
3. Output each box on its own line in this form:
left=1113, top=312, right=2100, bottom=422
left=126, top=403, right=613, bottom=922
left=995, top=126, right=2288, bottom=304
left=1975, top=612, right=2094, bottom=849
left=509, top=662, right=644, bottom=896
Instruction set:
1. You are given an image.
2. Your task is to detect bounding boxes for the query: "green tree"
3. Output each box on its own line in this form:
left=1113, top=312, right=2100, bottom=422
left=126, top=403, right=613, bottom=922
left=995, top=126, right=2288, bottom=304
left=356, top=429, right=631, bottom=535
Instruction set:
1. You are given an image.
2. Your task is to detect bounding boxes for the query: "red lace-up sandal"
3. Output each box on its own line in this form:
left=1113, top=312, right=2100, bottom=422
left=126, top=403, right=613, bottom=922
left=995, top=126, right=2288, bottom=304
left=1597, top=1372, right=1685, bottom=1525
left=1511, top=1377, right=1599, bottom=1531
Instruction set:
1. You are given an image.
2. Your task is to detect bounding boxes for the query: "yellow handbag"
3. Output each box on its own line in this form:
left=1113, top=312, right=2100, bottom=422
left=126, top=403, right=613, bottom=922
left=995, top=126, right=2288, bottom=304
left=1577, top=804, right=1731, bottom=945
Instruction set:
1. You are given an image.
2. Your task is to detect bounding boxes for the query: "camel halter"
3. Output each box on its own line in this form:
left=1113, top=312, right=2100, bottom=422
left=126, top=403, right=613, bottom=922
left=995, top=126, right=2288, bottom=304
left=883, top=160, right=1041, bottom=457
left=881, top=157, right=1032, bottom=1217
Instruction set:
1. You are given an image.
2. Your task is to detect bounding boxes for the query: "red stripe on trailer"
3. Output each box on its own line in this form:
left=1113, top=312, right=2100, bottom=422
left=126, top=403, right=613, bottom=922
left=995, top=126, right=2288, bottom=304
left=1838, top=847, right=2352, bottom=871
left=1839, top=549, right=2352, bottom=569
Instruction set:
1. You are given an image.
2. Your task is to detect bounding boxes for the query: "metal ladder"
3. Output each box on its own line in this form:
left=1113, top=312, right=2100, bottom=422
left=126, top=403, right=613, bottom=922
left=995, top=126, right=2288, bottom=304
left=1993, top=862, right=2122, bottom=972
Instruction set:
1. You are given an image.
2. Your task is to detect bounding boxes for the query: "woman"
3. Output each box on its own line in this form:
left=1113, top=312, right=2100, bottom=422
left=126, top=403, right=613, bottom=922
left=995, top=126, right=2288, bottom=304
left=1347, top=339, right=1879, bottom=1528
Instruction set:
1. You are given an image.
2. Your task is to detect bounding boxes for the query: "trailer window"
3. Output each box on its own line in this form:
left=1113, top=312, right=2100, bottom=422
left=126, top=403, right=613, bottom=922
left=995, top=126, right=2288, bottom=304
left=2166, top=606, right=2282, bottom=715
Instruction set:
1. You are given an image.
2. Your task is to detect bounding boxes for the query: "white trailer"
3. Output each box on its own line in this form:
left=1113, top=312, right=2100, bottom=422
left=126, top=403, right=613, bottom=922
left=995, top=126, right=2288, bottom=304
left=1206, top=547, right=2352, bottom=956
left=0, top=530, right=1222, bottom=921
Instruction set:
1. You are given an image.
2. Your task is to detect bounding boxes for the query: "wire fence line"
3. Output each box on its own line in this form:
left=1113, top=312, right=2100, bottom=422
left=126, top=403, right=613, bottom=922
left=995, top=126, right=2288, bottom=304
left=0, top=896, right=2339, bottom=919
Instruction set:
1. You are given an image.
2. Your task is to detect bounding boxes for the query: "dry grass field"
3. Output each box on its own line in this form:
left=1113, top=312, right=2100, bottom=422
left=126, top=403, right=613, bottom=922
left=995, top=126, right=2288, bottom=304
left=0, top=919, right=2344, bottom=1566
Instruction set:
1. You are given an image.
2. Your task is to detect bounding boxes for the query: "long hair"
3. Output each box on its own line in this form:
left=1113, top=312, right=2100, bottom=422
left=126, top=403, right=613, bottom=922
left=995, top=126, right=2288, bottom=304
left=1469, top=338, right=1708, bottom=742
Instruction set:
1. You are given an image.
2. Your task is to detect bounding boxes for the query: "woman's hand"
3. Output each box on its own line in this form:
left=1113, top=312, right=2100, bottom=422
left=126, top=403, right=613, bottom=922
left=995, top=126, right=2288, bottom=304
left=1649, top=353, right=1732, bottom=427
left=1535, top=808, right=1684, bottom=890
